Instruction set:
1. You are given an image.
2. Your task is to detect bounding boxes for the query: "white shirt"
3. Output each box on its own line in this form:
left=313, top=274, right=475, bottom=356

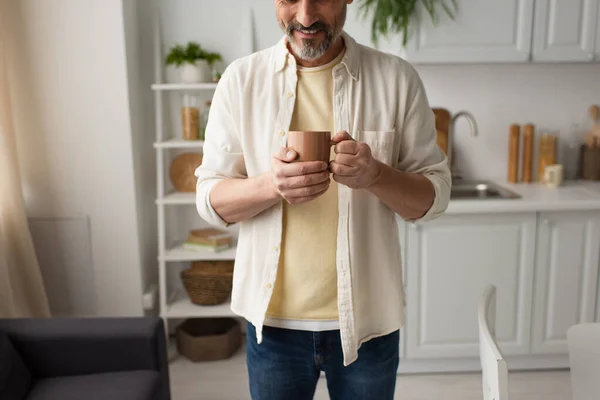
left=195, top=31, right=451, bottom=366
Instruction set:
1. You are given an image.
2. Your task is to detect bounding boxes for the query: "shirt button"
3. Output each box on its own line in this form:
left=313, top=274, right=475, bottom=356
left=265, top=283, right=272, bottom=289
left=287, top=91, right=294, bottom=98
left=279, top=130, right=285, bottom=137
left=273, top=246, right=279, bottom=252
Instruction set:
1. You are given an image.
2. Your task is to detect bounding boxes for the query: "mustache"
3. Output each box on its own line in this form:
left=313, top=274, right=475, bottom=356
left=286, top=21, right=331, bottom=36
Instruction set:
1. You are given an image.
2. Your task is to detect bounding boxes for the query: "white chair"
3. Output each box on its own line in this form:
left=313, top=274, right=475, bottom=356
left=567, top=323, right=600, bottom=400
left=478, top=284, right=509, bottom=400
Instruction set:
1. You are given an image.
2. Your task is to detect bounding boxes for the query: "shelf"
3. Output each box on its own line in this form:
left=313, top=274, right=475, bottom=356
left=154, top=139, right=204, bottom=149
left=157, top=192, right=196, bottom=205
left=161, top=243, right=237, bottom=262
left=152, top=83, right=218, bottom=91
left=164, top=293, right=235, bottom=318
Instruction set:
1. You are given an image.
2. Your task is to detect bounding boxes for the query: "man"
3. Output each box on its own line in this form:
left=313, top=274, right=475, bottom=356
left=195, top=0, right=450, bottom=399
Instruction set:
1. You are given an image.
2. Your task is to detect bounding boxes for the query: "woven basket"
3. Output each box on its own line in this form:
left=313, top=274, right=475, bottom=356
left=181, top=261, right=234, bottom=305
left=176, top=318, right=241, bottom=362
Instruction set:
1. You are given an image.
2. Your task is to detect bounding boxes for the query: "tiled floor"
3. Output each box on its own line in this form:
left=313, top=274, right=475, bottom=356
left=169, top=344, right=572, bottom=400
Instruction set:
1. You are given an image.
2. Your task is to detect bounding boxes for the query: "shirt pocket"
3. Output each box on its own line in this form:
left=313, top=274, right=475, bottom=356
left=360, top=130, right=396, bottom=166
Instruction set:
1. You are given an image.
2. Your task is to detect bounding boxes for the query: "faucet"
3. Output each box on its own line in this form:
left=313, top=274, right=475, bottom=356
left=448, top=111, right=478, bottom=181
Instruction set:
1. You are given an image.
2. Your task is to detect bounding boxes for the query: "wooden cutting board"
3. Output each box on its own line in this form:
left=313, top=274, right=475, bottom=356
left=432, top=108, right=451, bottom=155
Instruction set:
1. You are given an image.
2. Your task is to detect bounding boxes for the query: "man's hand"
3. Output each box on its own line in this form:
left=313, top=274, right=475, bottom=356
left=270, top=147, right=331, bottom=205
left=330, top=131, right=382, bottom=189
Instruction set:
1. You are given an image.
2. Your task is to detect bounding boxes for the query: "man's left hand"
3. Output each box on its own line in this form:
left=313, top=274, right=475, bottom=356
left=329, top=131, right=383, bottom=189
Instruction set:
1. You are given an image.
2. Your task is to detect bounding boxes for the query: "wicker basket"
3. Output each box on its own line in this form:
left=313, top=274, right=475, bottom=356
left=181, top=261, right=234, bottom=305
left=176, top=318, right=242, bottom=362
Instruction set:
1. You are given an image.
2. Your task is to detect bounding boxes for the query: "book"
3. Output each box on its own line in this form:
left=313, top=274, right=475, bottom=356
left=186, top=228, right=233, bottom=248
left=183, top=241, right=232, bottom=253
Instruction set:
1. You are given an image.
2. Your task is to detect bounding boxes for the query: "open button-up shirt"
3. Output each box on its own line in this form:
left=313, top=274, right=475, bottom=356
left=195, top=31, right=451, bottom=366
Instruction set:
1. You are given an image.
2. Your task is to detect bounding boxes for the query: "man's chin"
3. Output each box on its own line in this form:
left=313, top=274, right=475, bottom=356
left=289, top=43, right=322, bottom=61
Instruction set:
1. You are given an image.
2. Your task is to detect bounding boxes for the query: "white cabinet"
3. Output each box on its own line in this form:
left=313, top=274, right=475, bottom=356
left=404, top=0, right=535, bottom=63
left=531, top=211, right=600, bottom=354
left=404, top=213, right=537, bottom=359
left=532, top=0, right=599, bottom=62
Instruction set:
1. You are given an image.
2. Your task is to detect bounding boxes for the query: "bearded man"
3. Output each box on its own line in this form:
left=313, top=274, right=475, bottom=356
left=195, top=1, right=451, bottom=399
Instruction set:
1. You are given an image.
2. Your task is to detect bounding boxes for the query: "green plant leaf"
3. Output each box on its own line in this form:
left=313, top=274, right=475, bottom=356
left=357, top=0, right=458, bottom=47
left=165, top=41, right=223, bottom=67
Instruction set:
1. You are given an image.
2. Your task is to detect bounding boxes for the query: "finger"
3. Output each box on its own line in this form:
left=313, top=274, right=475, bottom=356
left=279, top=160, right=328, bottom=177
left=273, top=147, right=297, bottom=162
left=285, top=180, right=330, bottom=199
left=329, top=161, right=357, bottom=177
left=277, top=171, right=330, bottom=190
left=331, top=130, right=354, bottom=144
left=334, top=140, right=360, bottom=155
left=332, top=174, right=353, bottom=187
left=333, top=153, right=358, bottom=167
left=286, top=183, right=331, bottom=205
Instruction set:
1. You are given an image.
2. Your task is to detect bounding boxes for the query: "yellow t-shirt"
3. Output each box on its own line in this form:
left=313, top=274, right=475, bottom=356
left=266, top=50, right=345, bottom=326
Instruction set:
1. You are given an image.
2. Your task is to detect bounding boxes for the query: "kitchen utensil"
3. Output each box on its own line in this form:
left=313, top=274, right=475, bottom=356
left=589, top=105, right=600, bottom=142
left=582, top=144, right=600, bottom=180
left=507, top=124, right=520, bottom=183
left=589, top=104, right=600, bottom=122
left=537, top=134, right=557, bottom=182
left=432, top=108, right=451, bottom=155
left=584, top=132, right=595, bottom=147
left=521, top=124, right=534, bottom=183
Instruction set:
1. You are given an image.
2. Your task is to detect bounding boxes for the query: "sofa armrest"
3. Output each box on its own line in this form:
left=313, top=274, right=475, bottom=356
left=0, top=317, right=170, bottom=398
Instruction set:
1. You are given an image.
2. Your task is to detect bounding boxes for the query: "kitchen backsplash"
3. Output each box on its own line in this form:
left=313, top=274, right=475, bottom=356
left=415, top=63, right=600, bottom=181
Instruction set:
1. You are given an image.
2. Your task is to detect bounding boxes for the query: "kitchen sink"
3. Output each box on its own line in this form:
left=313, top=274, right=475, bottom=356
left=450, top=180, right=521, bottom=200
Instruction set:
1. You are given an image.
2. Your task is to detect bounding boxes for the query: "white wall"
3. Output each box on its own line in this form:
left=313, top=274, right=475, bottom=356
left=123, top=0, right=159, bottom=315
left=11, top=0, right=146, bottom=316
left=151, top=0, right=600, bottom=180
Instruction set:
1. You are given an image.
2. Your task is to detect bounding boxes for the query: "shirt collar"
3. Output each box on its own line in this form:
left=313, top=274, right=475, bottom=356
left=273, top=30, right=359, bottom=81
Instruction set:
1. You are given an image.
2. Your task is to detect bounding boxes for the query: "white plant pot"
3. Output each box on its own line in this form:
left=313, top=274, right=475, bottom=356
left=180, top=60, right=211, bottom=83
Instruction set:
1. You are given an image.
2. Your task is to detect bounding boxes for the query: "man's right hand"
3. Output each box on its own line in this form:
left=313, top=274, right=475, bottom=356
left=270, top=148, right=331, bottom=205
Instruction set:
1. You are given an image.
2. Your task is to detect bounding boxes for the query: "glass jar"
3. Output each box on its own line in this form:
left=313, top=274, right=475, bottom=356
left=181, top=94, right=200, bottom=141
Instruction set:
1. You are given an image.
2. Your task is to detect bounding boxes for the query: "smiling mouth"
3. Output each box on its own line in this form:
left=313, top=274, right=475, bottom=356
left=294, top=29, right=324, bottom=39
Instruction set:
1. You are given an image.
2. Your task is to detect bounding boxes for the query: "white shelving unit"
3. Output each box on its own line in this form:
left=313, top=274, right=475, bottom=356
left=161, top=243, right=238, bottom=262
left=153, top=139, right=204, bottom=149
left=156, top=192, right=196, bottom=205
left=151, top=3, right=238, bottom=336
left=152, top=83, right=218, bottom=91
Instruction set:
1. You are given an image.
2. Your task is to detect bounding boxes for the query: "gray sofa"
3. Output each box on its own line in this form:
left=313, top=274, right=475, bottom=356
left=0, top=317, right=171, bottom=400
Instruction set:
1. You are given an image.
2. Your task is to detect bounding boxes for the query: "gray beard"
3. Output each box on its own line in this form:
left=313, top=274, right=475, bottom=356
left=288, top=37, right=331, bottom=61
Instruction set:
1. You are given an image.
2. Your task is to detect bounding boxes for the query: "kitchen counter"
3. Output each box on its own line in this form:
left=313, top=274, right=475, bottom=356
left=445, top=180, right=600, bottom=214
left=399, top=179, right=600, bottom=374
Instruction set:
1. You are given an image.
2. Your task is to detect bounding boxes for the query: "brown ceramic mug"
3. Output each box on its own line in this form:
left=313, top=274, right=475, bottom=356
left=286, top=131, right=332, bottom=164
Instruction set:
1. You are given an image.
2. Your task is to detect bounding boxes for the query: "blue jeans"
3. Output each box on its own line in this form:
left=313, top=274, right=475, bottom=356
left=246, top=323, right=400, bottom=400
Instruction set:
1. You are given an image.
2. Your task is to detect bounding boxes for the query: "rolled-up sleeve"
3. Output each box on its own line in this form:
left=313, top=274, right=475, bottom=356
left=195, top=67, right=246, bottom=227
left=396, top=65, right=451, bottom=222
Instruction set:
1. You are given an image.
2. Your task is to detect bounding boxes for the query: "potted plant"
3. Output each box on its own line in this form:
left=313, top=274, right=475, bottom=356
left=165, top=41, right=223, bottom=83
left=357, top=0, right=458, bottom=46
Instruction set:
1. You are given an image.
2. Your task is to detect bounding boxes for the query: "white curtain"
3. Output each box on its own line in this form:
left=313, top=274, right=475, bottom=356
left=0, top=0, right=51, bottom=318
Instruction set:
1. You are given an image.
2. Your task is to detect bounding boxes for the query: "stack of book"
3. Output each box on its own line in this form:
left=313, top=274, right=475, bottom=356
left=183, top=228, right=234, bottom=252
